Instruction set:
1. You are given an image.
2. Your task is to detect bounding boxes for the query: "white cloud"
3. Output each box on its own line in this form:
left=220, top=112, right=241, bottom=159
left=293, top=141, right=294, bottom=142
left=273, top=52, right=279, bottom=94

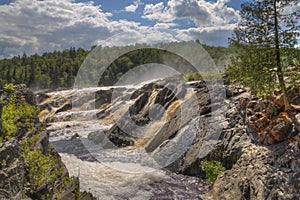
left=143, top=2, right=168, bottom=21
left=176, top=25, right=236, bottom=46
left=0, top=0, right=174, bottom=58
left=154, top=22, right=178, bottom=29
left=142, top=0, right=240, bottom=46
left=0, top=0, right=115, bottom=57
left=0, top=0, right=242, bottom=58
left=143, top=0, right=239, bottom=27
left=125, top=4, right=138, bottom=12
left=96, top=26, right=177, bottom=47
left=124, top=0, right=143, bottom=13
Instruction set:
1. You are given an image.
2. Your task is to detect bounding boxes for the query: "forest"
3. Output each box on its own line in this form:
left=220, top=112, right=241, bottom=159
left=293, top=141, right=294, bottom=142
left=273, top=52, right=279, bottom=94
left=0, top=42, right=233, bottom=90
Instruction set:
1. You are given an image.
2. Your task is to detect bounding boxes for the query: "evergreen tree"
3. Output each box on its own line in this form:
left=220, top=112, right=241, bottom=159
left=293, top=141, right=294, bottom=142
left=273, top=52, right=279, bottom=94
left=227, top=0, right=299, bottom=110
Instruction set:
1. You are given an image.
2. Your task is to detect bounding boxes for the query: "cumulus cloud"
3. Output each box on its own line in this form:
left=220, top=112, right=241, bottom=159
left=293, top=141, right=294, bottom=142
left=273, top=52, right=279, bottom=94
left=143, top=0, right=239, bottom=27
left=142, top=0, right=240, bottom=46
left=125, top=4, right=138, bottom=12
left=176, top=25, right=236, bottom=46
left=125, top=0, right=143, bottom=12
left=0, top=0, right=242, bottom=58
left=0, top=0, right=175, bottom=58
left=154, top=22, right=178, bottom=29
left=0, top=0, right=115, bottom=57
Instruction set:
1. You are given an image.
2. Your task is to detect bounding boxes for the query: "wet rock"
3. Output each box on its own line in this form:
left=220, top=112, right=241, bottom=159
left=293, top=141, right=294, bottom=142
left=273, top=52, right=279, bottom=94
left=95, top=89, right=113, bottom=108
left=35, top=77, right=300, bottom=199
left=88, top=130, right=106, bottom=144
left=35, top=93, right=50, bottom=104
left=104, top=124, right=135, bottom=147
left=150, top=170, right=210, bottom=200
left=55, top=100, right=72, bottom=113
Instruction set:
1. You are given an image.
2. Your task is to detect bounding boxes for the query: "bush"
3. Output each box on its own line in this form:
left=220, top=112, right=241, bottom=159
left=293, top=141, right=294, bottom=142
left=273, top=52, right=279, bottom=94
left=1, top=95, right=39, bottom=141
left=182, top=72, right=202, bottom=81
left=183, top=71, right=222, bottom=82
left=3, top=83, right=16, bottom=93
left=21, top=134, right=60, bottom=195
left=201, top=160, right=225, bottom=184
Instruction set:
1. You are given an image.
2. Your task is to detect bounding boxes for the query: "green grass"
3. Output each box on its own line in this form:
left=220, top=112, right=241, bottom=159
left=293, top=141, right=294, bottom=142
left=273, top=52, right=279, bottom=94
left=201, top=160, right=225, bottom=184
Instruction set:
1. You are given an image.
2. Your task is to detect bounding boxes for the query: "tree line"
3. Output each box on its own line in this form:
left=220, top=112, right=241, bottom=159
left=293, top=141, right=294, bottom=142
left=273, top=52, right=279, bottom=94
left=0, top=42, right=234, bottom=90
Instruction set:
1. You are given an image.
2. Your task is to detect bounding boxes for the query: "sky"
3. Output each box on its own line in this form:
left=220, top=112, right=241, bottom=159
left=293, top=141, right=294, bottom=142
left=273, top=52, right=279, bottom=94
left=0, top=0, right=297, bottom=58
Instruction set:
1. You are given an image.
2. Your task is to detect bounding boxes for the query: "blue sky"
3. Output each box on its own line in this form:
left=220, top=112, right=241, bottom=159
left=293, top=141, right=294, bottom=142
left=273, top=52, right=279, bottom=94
left=0, top=0, right=297, bottom=58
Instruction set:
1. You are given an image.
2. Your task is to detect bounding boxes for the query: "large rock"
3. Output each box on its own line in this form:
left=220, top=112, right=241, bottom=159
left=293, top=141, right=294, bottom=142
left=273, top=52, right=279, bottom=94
left=200, top=88, right=300, bottom=199
left=0, top=141, right=24, bottom=199
left=203, top=141, right=300, bottom=200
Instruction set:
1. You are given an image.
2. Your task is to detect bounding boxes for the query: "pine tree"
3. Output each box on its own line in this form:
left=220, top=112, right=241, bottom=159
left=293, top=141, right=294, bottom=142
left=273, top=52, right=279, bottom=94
left=227, top=0, right=299, bottom=110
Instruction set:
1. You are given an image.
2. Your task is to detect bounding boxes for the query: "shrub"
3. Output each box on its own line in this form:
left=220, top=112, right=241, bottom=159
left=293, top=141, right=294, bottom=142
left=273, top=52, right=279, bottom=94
left=201, top=160, right=225, bottom=184
left=1, top=95, right=39, bottom=141
left=3, top=83, right=16, bottom=93
left=23, top=149, right=59, bottom=190
left=21, top=134, right=60, bottom=195
left=182, top=72, right=202, bottom=81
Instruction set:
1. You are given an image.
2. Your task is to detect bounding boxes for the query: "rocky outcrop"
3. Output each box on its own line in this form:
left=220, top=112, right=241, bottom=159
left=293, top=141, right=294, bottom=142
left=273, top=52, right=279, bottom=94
left=0, top=142, right=24, bottom=199
left=202, top=86, right=300, bottom=200
left=37, top=76, right=300, bottom=199
left=0, top=85, right=95, bottom=199
left=246, top=87, right=299, bottom=145
left=204, top=141, right=300, bottom=200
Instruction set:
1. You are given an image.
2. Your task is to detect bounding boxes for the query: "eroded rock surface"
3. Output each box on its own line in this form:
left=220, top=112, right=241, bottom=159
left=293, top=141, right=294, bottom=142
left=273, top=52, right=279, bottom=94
left=37, top=77, right=300, bottom=200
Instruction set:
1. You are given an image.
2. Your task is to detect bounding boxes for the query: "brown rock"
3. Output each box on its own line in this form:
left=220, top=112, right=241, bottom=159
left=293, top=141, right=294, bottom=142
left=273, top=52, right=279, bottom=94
left=270, top=122, right=293, bottom=142
left=257, top=116, right=269, bottom=128
left=296, top=114, right=300, bottom=132
left=278, top=112, right=292, bottom=122
left=275, top=93, right=285, bottom=108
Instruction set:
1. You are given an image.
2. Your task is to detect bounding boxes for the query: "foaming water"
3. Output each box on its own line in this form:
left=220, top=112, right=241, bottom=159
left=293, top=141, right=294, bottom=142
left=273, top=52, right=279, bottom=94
left=60, top=153, right=165, bottom=199
left=48, top=121, right=112, bottom=142
left=40, top=79, right=209, bottom=199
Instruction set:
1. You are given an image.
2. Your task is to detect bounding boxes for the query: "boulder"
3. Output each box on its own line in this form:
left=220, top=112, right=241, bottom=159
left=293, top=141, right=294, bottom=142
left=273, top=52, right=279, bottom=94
left=203, top=142, right=300, bottom=200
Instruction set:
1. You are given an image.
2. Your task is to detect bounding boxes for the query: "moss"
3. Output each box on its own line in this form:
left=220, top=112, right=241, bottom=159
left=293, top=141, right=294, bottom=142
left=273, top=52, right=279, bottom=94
left=22, top=148, right=60, bottom=191
left=52, top=176, right=76, bottom=199
left=183, top=72, right=203, bottom=81
left=20, top=133, right=60, bottom=197
left=201, top=160, right=225, bottom=184
left=0, top=88, right=90, bottom=198
left=1, top=95, right=39, bottom=141
left=3, top=83, right=16, bottom=93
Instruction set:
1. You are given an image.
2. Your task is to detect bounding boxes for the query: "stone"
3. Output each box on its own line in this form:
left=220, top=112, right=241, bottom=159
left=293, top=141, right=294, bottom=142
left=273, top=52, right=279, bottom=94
left=0, top=142, right=24, bottom=200
left=275, top=93, right=285, bottom=108
left=55, top=101, right=72, bottom=113
left=270, top=122, right=292, bottom=142
left=296, top=114, right=300, bottom=132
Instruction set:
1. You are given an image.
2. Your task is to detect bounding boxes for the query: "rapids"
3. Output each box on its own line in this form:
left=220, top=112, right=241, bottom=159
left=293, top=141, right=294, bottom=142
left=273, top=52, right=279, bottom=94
left=38, top=80, right=210, bottom=199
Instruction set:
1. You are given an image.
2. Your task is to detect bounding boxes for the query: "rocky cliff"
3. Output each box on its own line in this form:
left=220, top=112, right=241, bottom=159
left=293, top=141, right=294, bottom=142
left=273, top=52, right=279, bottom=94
left=202, top=85, right=300, bottom=200
left=36, top=76, right=300, bottom=200
left=0, top=85, right=95, bottom=199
